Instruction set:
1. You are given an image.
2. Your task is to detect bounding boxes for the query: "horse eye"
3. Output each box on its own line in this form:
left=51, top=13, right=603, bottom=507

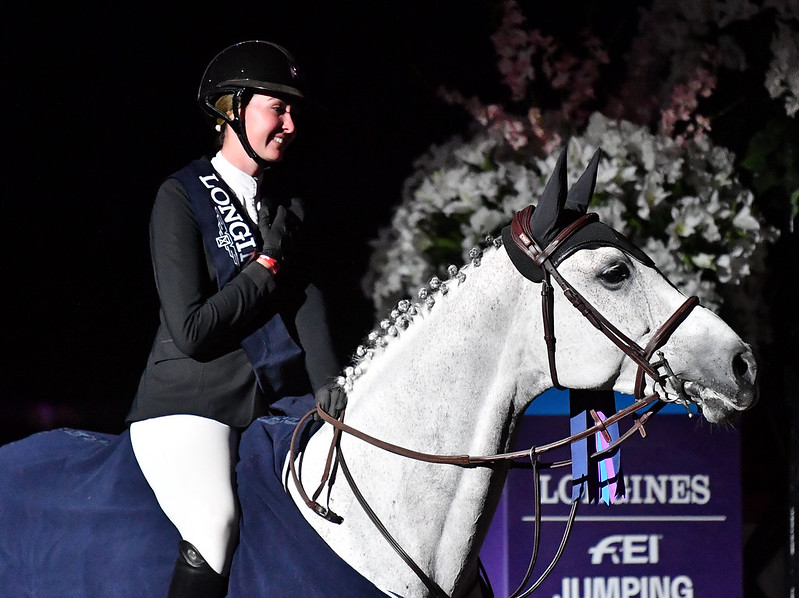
left=598, top=262, right=631, bottom=288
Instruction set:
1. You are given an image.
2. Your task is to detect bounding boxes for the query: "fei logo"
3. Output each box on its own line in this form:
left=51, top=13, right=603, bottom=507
left=588, top=535, right=662, bottom=565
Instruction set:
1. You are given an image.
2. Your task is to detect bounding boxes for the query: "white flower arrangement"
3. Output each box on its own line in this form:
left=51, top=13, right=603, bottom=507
left=364, top=113, right=778, bottom=316
left=765, top=19, right=799, bottom=117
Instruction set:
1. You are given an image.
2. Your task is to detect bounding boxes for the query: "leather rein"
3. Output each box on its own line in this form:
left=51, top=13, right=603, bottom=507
left=288, top=211, right=701, bottom=597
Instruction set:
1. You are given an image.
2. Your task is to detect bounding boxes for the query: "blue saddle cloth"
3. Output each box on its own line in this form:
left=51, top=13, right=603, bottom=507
left=0, top=417, right=385, bottom=597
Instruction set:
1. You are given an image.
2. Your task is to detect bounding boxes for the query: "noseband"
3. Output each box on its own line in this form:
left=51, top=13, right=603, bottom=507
left=509, top=207, right=699, bottom=406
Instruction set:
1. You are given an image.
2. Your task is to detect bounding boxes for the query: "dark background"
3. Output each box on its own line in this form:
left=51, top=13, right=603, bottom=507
left=0, top=2, right=793, bottom=596
left=1, top=1, right=501, bottom=437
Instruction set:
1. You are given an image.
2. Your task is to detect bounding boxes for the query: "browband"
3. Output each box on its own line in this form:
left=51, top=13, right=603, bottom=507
left=502, top=207, right=654, bottom=283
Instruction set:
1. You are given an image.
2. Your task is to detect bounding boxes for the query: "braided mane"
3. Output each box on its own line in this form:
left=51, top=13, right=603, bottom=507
left=339, top=235, right=505, bottom=393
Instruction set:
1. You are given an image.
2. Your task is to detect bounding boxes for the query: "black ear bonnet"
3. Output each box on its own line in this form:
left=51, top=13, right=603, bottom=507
left=501, top=145, right=654, bottom=283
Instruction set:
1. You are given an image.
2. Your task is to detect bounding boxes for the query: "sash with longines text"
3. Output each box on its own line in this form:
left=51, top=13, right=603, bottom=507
left=171, top=160, right=311, bottom=413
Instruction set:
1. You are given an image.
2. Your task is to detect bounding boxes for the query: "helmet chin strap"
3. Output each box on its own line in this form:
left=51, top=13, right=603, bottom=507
left=229, top=89, right=271, bottom=170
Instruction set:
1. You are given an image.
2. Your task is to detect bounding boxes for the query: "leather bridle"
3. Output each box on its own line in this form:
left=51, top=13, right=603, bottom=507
left=288, top=210, right=702, bottom=597
left=509, top=207, right=700, bottom=405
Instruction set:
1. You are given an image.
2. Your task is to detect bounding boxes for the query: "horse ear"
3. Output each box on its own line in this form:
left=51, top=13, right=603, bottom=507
left=565, top=148, right=602, bottom=214
left=529, top=142, right=569, bottom=246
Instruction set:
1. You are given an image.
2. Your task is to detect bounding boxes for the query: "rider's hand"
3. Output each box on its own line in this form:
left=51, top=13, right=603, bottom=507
left=257, top=198, right=304, bottom=262
left=315, top=381, right=347, bottom=419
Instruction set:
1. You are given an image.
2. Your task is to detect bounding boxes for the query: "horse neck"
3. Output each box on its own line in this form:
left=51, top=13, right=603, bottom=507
left=345, top=247, right=551, bottom=455
left=291, top=248, right=555, bottom=595
left=332, top=249, right=553, bottom=594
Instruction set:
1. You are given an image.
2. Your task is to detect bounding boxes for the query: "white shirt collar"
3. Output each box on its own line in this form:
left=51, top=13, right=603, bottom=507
left=210, top=152, right=261, bottom=221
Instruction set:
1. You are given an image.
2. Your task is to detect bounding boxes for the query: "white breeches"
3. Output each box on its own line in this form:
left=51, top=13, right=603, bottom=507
left=130, top=414, right=241, bottom=575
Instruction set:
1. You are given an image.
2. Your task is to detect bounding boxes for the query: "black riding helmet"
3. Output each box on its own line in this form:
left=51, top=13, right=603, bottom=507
left=198, top=40, right=305, bottom=166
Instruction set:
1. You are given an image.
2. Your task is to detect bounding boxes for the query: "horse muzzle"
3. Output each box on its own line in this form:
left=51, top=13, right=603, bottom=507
left=655, top=338, right=758, bottom=423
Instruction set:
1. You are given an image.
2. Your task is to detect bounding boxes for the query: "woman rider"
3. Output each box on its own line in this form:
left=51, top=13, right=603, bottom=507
left=126, top=40, right=346, bottom=597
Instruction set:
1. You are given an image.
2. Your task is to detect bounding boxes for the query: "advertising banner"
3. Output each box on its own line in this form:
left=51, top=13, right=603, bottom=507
left=481, top=392, right=742, bottom=598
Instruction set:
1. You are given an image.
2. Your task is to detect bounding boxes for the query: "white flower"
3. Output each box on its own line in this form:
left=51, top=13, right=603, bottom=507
left=691, top=252, right=716, bottom=269
left=469, top=206, right=507, bottom=238
left=732, top=203, right=762, bottom=232
left=592, top=197, right=628, bottom=232
left=765, top=20, right=799, bottom=117
left=365, top=112, right=778, bottom=315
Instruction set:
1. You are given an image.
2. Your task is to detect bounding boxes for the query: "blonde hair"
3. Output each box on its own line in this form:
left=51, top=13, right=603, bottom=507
left=215, top=95, right=233, bottom=128
left=213, top=95, right=235, bottom=148
left=212, top=92, right=253, bottom=148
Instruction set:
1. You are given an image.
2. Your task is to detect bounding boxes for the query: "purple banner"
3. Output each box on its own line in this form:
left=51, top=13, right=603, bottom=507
left=481, top=409, right=742, bottom=597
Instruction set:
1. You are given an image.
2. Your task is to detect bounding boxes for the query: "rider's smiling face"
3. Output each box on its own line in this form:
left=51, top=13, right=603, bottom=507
left=239, top=94, right=297, bottom=164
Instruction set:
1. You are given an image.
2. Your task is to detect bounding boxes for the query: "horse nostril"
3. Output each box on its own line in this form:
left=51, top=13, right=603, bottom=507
left=732, top=350, right=756, bottom=384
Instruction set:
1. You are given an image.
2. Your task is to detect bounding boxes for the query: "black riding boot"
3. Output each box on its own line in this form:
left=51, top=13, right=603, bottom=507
left=167, top=540, right=229, bottom=598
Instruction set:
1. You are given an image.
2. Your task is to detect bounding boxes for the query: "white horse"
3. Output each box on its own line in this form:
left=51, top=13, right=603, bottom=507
left=0, top=147, right=756, bottom=598
left=285, top=148, right=757, bottom=597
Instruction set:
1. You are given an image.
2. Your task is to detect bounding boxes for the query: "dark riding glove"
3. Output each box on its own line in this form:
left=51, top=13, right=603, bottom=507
left=257, top=198, right=304, bottom=262
left=315, top=381, right=348, bottom=419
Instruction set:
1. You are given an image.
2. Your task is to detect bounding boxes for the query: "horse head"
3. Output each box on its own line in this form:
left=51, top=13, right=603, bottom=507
left=503, top=143, right=758, bottom=422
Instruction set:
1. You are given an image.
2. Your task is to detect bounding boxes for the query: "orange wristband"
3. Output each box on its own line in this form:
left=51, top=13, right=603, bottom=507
left=256, top=254, right=280, bottom=275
